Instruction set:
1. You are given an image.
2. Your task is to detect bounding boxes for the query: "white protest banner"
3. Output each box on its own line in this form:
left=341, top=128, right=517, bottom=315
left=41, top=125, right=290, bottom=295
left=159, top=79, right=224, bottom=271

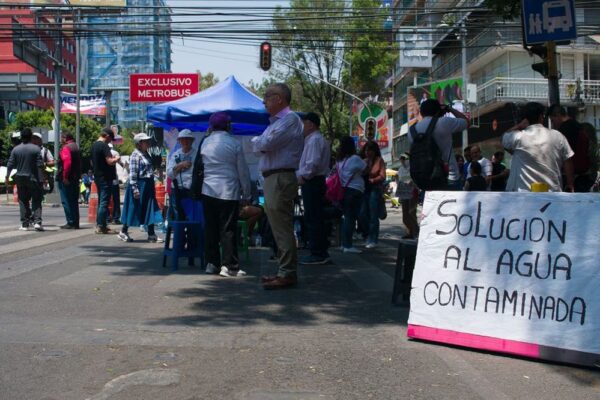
left=407, top=191, right=600, bottom=366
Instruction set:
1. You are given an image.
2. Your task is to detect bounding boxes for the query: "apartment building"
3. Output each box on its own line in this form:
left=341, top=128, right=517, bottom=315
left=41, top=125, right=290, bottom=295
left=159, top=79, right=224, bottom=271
left=391, top=0, right=600, bottom=167
left=0, top=8, right=77, bottom=117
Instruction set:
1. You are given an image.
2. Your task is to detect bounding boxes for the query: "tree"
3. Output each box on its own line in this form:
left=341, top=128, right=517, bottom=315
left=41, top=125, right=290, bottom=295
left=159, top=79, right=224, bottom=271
left=197, top=71, right=220, bottom=91
left=270, top=0, right=395, bottom=139
left=484, top=0, right=521, bottom=20
left=1, top=110, right=104, bottom=158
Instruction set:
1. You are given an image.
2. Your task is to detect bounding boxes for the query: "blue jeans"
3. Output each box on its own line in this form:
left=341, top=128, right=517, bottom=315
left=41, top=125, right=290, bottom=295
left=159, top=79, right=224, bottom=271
left=301, top=176, right=328, bottom=258
left=360, top=187, right=382, bottom=244
left=96, top=178, right=113, bottom=228
left=341, top=188, right=363, bottom=248
left=58, top=181, right=80, bottom=227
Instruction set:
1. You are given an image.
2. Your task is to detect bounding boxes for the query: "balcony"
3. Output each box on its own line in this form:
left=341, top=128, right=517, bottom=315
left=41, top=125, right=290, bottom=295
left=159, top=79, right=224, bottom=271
left=475, top=78, right=600, bottom=109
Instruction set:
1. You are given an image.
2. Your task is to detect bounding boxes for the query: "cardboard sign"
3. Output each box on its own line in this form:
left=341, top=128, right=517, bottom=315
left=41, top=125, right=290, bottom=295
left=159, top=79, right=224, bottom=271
left=129, top=73, right=199, bottom=102
left=407, top=191, right=600, bottom=367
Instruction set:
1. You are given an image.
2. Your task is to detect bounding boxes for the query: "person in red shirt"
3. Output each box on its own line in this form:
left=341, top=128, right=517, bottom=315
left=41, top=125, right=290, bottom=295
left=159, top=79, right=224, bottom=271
left=56, top=132, right=82, bottom=229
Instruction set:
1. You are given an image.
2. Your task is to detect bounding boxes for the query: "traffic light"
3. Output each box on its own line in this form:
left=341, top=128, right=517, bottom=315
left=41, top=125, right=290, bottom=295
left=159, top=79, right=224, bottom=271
left=530, top=44, right=549, bottom=78
left=365, top=117, right=376, bottom=139
left=259, top=42, right=272, bottom=71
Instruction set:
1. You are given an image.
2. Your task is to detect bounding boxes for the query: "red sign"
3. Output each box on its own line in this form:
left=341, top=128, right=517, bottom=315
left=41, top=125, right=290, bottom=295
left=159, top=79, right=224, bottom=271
left=129, top=73, right=199, bottom=102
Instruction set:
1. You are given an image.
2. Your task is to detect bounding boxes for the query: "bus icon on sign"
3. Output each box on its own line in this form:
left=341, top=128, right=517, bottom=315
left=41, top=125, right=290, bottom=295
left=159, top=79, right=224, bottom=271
left=543, top=0, right=573, bottom=33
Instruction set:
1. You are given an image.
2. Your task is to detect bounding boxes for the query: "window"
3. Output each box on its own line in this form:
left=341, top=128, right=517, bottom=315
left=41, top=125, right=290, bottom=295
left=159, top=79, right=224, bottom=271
left=585, top=55, right=600, bottom=81
left=560, top=54, right=575, bottom=80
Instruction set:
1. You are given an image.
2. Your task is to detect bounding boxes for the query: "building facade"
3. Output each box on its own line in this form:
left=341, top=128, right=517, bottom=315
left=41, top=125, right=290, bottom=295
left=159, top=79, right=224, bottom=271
left=82, top=0, right=172, bottom=128
left=0, top=9, right=77, bottom=117
left=391, top=0, right=600, bottom=167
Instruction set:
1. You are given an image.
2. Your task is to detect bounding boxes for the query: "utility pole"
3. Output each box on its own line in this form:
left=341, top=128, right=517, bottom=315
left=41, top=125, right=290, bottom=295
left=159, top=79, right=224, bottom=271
left=460, top=23, right=469, bottom=148
left=75, top=8, right=81, bottom=146
left=53, top=13, right=62, bottom=162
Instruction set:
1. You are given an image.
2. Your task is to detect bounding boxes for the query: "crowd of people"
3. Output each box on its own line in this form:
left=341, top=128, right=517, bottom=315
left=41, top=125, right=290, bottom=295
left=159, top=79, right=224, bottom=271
left=4, top=85, right=598, bottom=291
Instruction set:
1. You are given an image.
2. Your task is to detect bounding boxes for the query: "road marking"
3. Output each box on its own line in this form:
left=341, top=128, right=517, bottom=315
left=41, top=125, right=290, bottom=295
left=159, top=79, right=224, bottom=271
left=0, top=247, right=88, bottom=280
left=0, top=227, right=95, bottom=256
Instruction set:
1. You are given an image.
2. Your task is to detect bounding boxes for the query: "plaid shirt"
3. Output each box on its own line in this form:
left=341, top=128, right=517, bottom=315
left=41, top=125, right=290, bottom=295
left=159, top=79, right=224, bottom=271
left=129, top=149, right=154, bottom=194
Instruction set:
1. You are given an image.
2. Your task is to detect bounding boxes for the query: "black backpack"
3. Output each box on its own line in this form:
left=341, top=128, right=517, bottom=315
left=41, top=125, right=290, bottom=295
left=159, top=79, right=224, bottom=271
left=409, top=117, right=449, bottom=191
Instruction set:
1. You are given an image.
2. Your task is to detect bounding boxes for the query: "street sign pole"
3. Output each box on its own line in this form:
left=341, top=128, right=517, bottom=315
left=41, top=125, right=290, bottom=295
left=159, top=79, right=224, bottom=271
left=547, top=41, right=560, bottom=106
left=522, top=0, right=577, bottom=106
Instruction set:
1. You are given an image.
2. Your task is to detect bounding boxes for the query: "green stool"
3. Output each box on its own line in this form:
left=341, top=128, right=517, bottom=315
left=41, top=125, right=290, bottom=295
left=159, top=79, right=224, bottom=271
left=237, top=220, right=250, bottom=262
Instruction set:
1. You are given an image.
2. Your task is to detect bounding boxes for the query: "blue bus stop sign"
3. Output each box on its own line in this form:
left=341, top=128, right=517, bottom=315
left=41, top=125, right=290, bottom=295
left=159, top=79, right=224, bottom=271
left=522, top=0, right=577, bottom=45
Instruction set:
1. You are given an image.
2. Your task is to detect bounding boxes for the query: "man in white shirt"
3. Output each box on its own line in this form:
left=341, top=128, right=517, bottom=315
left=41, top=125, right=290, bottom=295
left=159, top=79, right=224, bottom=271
left=409, top=99, right=469, bottom=190
left=297, top=112, right=331, bottom=265
left=502, top=102, right=574, bottom=192
left=252, top=83, right=304, bottom=289
left=467, top=145, right=492, bottom=189
left=201, top=112, right=252, bottom=277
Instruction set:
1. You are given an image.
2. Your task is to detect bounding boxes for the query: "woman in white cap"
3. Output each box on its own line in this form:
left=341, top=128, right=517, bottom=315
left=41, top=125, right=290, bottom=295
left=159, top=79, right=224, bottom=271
left=118, top=133, right=163, bottom=243
left=166, top=129, right=202, bottom=220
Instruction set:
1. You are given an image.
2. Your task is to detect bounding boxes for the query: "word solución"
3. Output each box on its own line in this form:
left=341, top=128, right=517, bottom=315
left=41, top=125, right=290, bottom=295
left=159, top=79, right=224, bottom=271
left=435, top=200, right=567, bottom=243
left=423, top=280, right=586, bottom=325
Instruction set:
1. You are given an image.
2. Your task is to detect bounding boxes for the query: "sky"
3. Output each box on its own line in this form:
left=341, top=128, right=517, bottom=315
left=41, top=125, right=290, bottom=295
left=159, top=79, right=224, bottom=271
left=167, top=0, right=288, bottom=86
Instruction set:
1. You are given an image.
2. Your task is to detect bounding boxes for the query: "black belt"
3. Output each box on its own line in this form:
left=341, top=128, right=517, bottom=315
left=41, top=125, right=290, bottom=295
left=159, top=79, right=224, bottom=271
left=262, top=168, right=295, bottom=178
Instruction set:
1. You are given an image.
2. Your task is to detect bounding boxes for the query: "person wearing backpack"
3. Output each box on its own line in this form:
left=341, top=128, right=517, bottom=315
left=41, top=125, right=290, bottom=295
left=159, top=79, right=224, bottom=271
left=336, top=136, right=367, bottom=254
left=548, top=105, right=596, bottom=192
left=408, top=99, right=469, bottom=192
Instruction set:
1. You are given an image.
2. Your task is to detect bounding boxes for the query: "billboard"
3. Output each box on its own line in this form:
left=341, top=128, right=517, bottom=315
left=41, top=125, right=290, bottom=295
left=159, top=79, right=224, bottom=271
left=0, top=1, right=126, bottom=6
left=407, top=78, right=464, bottom=126
left=356, top=103, right=389, bottom=148
left=129, top=73, right=200, bottom=103
left=60, top=92, right=106, bottom=115
left=398, top=32, right=432, bottom=68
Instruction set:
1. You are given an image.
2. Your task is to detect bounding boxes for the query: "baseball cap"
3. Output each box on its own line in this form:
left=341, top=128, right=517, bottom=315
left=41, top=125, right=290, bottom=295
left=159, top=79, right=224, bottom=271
left=134, top=132, right=152, bottom=144
left=32, top=132, right=43, bottom=139
left=177, top=129, right=194, bottom=139
left=301, top=112, right=320, bottom=127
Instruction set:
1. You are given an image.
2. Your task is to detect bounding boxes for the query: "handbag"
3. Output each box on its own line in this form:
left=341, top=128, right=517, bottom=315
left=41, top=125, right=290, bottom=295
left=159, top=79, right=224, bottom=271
left=325, top=159, right=350, bottom=204
left=189, top=134, right=208, bottom=200
left=378, top=193, right=387, bottom=220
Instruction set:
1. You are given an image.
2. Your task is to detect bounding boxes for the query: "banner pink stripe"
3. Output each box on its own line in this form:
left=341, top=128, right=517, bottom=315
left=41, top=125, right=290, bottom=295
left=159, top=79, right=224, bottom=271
left=407, top=324, right=540, bottom=358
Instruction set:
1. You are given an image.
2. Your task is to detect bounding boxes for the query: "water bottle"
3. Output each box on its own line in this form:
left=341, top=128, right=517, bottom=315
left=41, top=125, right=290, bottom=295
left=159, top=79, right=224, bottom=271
left=255, top=234, right=262, bottom=247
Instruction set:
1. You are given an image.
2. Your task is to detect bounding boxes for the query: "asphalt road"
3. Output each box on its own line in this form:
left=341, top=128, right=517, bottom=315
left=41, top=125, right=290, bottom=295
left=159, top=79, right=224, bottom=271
left=0, top=204, right=597, bottom=399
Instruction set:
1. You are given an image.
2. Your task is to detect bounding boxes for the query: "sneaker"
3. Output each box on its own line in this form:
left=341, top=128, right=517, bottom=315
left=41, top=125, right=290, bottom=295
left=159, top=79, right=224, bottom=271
left=365, top=242, right=377, bottom=249
left=343, top=247, right=362, bottom=254
left=299, top=255, right=330, bottom=265
left=60, top=224, right=75, bottom=229
left=118, top=231, right=133, bottom=242
left=147, top=234, right=164, bottom=243
left=18, top=224, right=28, bottom=231
left=95, top=226, right=118, bottom=234
left=220, top=266, right=247, bottom=277
left=33, top=223, right=44, bottom=232
left=205, top=263, right=218, bottom=274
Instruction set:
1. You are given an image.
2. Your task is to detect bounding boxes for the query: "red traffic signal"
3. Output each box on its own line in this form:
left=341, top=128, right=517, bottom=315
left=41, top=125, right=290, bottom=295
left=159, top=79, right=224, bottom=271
left=260, top=42, right=272, bottom=71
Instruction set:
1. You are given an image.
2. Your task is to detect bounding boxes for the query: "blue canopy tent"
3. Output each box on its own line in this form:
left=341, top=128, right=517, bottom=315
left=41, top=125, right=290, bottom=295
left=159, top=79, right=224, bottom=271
left=146, top=75, right=270, bottom=135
